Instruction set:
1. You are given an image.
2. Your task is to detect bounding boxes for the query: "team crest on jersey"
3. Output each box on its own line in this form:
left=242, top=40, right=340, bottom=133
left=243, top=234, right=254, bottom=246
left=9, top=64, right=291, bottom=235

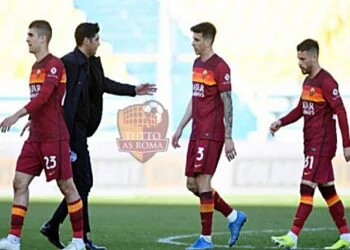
left=36, top=69, right=41, bottom=77
left=224, top=73, right=230, bottom=81
left=309, top=87, right=315, bottom=96
left=202, top=70, right=208, bottom=79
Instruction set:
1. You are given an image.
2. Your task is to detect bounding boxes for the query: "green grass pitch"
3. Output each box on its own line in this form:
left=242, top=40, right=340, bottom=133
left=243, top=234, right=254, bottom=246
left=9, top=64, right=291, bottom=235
left=0, top=195, right=349, bottom=249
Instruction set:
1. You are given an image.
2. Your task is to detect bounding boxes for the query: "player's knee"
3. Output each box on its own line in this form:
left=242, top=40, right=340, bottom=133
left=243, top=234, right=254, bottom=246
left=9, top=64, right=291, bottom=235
left=186, top=182, right=198, bottom=194
left=195, top=175, right=211, bottom=192
left=12, top=177, right=28, bottom=193
left=318, top=183, right=336, bottom=199
left=300, top=183, right=315, bottom=196
left=57, top=179, right=76, bottom=197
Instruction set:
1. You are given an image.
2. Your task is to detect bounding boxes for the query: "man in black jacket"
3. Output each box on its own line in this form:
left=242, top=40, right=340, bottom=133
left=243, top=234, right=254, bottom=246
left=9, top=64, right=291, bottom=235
left=39, top=22, right=156, bottom=250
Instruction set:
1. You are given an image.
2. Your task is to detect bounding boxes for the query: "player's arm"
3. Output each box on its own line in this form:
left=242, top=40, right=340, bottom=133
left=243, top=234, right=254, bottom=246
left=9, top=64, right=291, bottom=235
left=323, top=78, right=350, bottom=161
left=220, top=91, right=233, bottom=139
left=270, top=98, right=303, bottom=135
left=172, top=99, right=192, bottom=148
left=217, top=61, right=236, bottom=161
left=220, top=91, right=237, bottom=161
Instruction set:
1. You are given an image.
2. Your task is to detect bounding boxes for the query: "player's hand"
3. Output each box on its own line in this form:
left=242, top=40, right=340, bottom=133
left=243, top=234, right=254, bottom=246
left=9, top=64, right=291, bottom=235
left=0, top=115, right=19, bottom=133
left=270, top=120, right=282, bottom=136
left=171, top=128, right=183, bottom=148
left=343, top=147, right=350, bottom=162
left=135, top=83, right=157, bottom=95
left=20, top=121, right=31, bottom=137
left=225, top=138, right=237, bottom=161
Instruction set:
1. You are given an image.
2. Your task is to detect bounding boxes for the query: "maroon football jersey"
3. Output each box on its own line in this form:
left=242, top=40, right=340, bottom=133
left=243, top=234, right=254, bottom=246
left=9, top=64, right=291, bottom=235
left=24, top=54, right=69, bottom=141
left=281, top=69, right=350, bottom=157
left=191, top=54, right=232, bottom=141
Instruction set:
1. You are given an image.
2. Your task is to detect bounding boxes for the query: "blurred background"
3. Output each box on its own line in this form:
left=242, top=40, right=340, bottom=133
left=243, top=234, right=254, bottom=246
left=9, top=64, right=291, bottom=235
left=1, top=0, right=350, bottom=198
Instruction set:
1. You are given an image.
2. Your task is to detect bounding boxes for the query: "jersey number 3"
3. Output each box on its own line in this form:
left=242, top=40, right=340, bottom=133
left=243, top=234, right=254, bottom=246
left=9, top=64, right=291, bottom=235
left=196, top=147, right=205, bottom=161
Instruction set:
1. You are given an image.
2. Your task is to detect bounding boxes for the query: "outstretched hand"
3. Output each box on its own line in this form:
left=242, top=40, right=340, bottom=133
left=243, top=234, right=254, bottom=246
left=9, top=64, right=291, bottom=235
left=135, top=83, right=157, bottom=95
left=0, top=115, right=19, bottom=133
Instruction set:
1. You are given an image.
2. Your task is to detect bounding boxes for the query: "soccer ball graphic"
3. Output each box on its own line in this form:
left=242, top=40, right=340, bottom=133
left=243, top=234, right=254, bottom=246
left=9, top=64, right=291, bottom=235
left=143, top=101, right=164, bottom=125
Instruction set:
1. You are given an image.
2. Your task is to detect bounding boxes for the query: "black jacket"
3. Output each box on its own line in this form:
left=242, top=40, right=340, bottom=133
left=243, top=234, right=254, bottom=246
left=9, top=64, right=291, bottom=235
left=62, top=48, right=136, bottom=138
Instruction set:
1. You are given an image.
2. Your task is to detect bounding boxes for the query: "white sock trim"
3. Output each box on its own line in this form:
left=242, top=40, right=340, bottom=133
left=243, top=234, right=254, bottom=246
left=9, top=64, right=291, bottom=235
left=340, top=233, right=350, bottom=241
left=227, top=210, right=238, bottom=223
left=200, top=234, right=212, bottom=243
left=287, top=231, right=298, bottom=242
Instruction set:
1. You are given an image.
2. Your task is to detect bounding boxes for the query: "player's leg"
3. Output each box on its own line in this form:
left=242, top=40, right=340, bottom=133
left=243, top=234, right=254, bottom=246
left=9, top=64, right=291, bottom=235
left=212, top=188, right=247, bottom=247
left=43, top=140, right=84, bottom=250
left=271, top=180, right=316, bottom=249
left=185, top=174, right=215, bottom=250
left=57, top=177, right=85, bottom=250
left=210, top=140, right=246, bottom=247
left=184, top=140, right=213, bottom=249
left=320, top=182, right=350, bottom=249
left=0, top=141, right=41, bottom=250
left=0, top=172, right=34, bottom=250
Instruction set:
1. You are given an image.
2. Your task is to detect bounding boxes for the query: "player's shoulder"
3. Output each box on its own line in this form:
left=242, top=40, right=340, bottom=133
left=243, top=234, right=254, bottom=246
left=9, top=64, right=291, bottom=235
left=214, top=54, right=229, bottom=67
left=319, top=68, right=337, bottom=85
left=46, top=54, right=64, bottom=69
left=213, top=54, right=230, bottom=70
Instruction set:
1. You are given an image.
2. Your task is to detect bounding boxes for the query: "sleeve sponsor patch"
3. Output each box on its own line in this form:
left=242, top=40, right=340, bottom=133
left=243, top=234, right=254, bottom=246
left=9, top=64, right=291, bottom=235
left=47, top=66, right=59, bottom=79
left=333, top=88, right=339, bottom=96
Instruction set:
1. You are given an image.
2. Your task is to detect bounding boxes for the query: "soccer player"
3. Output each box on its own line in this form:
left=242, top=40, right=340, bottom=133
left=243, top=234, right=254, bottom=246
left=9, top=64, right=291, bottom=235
left=0, top=20, right=85, bottom=250
left=172, top=22, right=247, bottom=249
left=270, top=39, right=350, bottom=249
left=39, top=22, right=156, bottom=250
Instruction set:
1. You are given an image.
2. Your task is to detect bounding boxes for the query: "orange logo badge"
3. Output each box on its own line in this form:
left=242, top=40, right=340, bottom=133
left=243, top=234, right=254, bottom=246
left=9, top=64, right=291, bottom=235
left=116, top=100, right=169, bottom=163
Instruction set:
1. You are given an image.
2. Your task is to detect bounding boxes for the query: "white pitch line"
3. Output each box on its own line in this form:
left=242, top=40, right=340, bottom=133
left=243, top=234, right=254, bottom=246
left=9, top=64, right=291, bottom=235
left=157, top=227, right=336, bottom=249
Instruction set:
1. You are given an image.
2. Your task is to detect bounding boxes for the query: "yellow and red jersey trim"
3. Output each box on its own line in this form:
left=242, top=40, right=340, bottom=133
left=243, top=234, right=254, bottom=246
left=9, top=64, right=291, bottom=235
left=301, top=85, right=325, bottom=102
left=192, top=67, right=216, bottom=86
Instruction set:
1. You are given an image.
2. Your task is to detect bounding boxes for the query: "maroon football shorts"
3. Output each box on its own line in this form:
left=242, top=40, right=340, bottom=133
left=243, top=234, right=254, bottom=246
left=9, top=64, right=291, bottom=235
left=16, top=140, right=73, bottom=182
left=185, top=139, right=224, bottom=177
left=302, top=153, right=334, bottom=184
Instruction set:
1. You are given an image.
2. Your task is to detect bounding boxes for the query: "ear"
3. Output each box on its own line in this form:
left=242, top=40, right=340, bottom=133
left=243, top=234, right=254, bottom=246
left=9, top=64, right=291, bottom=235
left=83, top=37, right=90, bottom=45
left=39, top=35, right=47, bottom=44
left=204, top=38, right=212, bottom=48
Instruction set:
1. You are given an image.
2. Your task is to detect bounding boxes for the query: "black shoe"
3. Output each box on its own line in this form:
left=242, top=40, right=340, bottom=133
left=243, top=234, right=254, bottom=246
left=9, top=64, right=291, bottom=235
left=85, top=239, right=107, bottom=250
left=40, top=222, right=65, bottom=249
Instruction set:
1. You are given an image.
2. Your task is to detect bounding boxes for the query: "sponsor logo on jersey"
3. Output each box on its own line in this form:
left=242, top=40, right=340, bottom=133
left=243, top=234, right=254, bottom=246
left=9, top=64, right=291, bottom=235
left=193, top=83, right=205, bottom=97
left=302, top=101, right=315, bottom=116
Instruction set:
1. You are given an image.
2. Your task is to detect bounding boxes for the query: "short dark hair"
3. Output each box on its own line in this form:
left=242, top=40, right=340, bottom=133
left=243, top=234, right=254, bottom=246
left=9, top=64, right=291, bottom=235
left=190, top=22, right=216, bottom=45
left=75, top=22, right=100, bottom=46
left=297, top=39, right=319, bottom=56
left=29, top=20, right=52, bottom=44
